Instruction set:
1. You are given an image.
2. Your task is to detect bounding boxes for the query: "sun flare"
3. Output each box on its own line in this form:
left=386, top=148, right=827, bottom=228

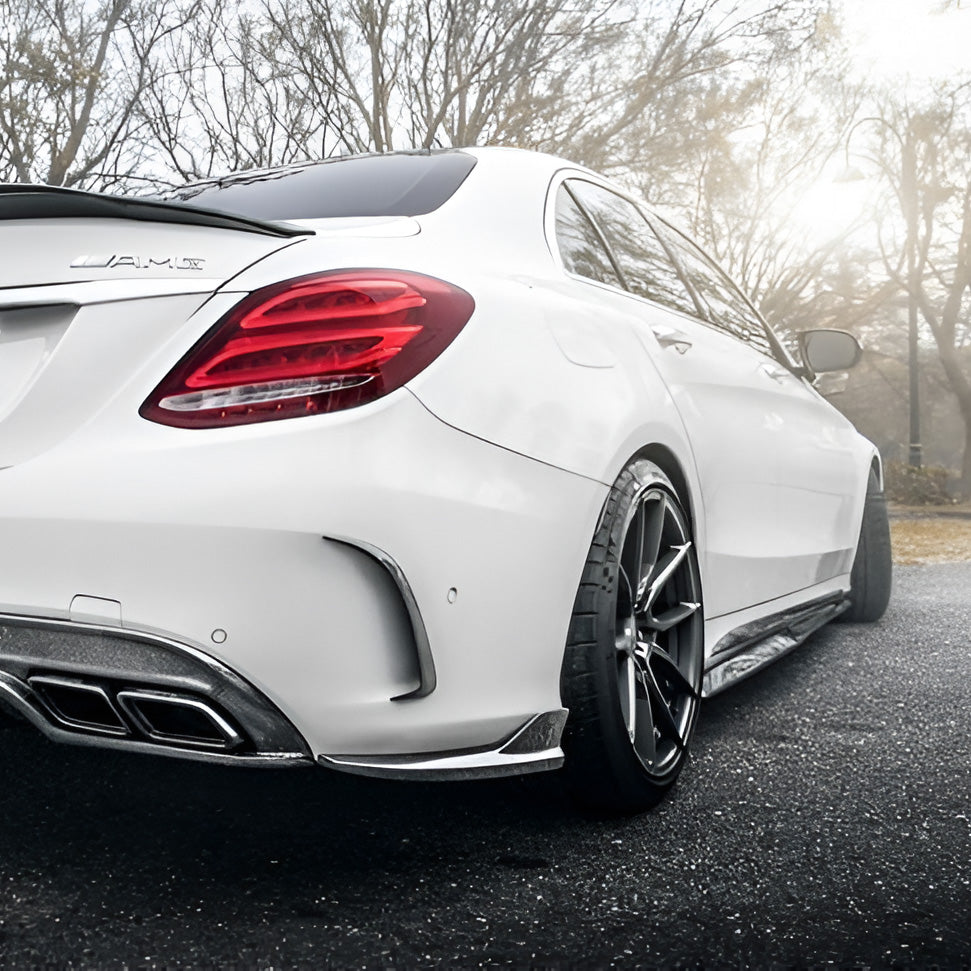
left=785, top=162, right=878, bottom=251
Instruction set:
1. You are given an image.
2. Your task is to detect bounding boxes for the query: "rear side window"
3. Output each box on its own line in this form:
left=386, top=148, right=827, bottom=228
left=554, top=184, right=622, bottom=288
left=566, top=180, right=696, bottom=316
left=159, top=151, right=477, bottom=220
left=652, top=220, right=772, bottom=354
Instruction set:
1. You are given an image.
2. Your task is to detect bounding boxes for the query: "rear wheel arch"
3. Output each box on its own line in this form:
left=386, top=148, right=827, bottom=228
left=869, top=453, right=884, bottom=492
left=560, top=454, right=705, bottom=813
left=626, top=444, right=699, bottom=551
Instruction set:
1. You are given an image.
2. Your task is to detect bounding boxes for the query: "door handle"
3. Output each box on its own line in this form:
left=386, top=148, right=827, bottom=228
left=652, top=326, right=692, bottom=354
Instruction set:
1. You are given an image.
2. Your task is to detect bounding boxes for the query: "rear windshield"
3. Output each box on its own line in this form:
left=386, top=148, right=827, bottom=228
left=158, top=151, right=476, bottom=221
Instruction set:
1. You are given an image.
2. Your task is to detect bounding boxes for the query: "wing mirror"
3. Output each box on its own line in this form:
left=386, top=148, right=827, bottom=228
left=798, top=329, right=862, bottom=374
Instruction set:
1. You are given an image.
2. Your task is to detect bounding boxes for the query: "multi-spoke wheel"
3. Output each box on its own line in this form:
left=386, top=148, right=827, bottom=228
left=561, top=458, right=703, bottom=813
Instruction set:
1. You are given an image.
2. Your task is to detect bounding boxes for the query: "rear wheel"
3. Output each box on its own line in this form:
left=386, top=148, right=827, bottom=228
left=560, top=459, right=703, bottom=814
left=839, top=469, right=892, bottom=623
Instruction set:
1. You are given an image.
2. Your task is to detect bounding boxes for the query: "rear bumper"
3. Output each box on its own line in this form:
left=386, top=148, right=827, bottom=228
left=0, top=612, right=312, bottom=766
left=0, top=390, right=607, bottom=768
left=0, top=613, right=568, bottom=776
left=320, top=708, right=568, bottom=780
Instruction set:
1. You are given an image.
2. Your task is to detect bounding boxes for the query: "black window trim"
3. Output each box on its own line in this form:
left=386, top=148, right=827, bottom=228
left=551, top=173, right=699, bottom=319
left=545, top=171, right=628, bottom=295
left=647, top=213, right=765, bottom=345
left=546, top=169, right=805, bottom=374
left=645, top=210, right=801, bottom=370
left=560, top=178, right=710, bottom=321
left=560, top=181, right=629, bottom=290
left=547, top=169, right=809, bottom=378
left=635, top=208, right=708, bottom=321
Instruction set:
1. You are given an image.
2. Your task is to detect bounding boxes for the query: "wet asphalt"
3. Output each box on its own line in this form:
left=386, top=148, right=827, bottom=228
left=1, top=562, right=970, bottom=968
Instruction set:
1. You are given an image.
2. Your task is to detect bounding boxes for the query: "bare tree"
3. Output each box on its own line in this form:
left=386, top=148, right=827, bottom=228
left=867, top=88, right=971, bottom=494
left=260, top=0, right=628, bottom=154
left=137, top=0, right=350, bottom=181
left=0, top=0, right=198, bottom=188
left=614, top=8, right=861, bottom=322
left=561, top=1, right=825, bottom=178
left=0, top=0, right=839, bottom=198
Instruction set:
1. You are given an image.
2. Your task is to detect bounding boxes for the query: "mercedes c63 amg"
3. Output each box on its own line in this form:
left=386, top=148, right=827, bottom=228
left=0, top=148, right=891, bottom=812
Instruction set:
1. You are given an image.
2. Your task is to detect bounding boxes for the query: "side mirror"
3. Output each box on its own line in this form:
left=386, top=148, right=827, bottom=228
left=798, top=329, right=862, bottom=374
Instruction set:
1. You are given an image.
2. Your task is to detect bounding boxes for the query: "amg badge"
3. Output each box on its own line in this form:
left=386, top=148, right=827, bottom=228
left=71, top=254, right=206, bottom=270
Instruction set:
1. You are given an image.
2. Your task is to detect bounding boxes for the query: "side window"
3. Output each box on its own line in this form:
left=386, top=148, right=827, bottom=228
left=652, top=220, right=772, bottom=355
left=554, top=184, right=622, bottom=288
left=567, top=180, right=696, bottom=316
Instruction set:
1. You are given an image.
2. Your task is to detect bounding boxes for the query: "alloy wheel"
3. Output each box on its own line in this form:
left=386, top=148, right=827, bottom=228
left=614, top=486, right=703, bottom=778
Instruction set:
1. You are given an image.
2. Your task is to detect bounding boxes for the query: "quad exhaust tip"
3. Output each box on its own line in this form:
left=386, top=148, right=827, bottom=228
left=26, top=676, right=243, bottom=751
left=116, top=689, right=242, bottom=750
left=28, top=676, right=129, bottom=737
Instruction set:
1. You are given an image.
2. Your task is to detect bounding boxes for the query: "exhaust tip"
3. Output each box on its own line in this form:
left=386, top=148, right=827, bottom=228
left=28, top=676, right=129, bottom=736
left=117, top=690, right=243, bottom=750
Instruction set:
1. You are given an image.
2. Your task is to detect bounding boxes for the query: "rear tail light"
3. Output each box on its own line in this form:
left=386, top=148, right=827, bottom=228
left=140, top=269, right=474, bottom=427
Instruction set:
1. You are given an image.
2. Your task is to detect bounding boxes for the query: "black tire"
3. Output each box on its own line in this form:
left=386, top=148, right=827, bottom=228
left=560, top=458, right=704, bottom=814
left=839, top=469, right=893, bottom=623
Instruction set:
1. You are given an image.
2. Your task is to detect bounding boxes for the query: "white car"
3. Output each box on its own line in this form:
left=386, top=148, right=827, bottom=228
left=0, top=148, right=890, bottom=812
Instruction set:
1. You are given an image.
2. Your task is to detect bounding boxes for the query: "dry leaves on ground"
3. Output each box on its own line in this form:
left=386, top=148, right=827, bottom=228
left=890, top=517, right=971, bottom=565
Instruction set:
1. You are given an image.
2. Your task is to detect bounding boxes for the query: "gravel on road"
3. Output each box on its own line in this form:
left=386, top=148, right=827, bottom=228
left=1, top=563, right=969, bottom=967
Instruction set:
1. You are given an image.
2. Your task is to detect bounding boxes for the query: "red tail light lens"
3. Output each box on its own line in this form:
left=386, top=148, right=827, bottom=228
left=140, top=269, right=474, bottom=427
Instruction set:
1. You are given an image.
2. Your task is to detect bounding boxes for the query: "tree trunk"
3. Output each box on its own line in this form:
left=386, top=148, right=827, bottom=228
left=929, top=326, right=971, bottom=498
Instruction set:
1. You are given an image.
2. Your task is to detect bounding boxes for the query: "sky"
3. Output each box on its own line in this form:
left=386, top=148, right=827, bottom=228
left=840, top=0, right=971, bottom=82
left=787, top=0, right=971, bottom=247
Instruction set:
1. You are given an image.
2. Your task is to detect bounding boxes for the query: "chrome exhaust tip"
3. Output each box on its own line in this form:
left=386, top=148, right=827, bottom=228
left=116, top=689, right=243, bottom=750
left=28, top=675, right=129, bottom=736
left=1, top=617, right=311, bottom=765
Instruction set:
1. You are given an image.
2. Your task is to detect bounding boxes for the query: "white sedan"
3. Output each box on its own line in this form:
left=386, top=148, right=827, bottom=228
left=0, top=148, right=890, bottom=812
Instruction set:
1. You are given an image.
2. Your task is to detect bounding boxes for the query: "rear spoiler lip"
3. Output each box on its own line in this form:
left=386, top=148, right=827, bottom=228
left=0, top=183, right=314, bottom=239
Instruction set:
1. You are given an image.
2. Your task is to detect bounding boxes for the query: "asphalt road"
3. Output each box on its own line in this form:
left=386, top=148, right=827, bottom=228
left=2, top=562, right=970, bottom=968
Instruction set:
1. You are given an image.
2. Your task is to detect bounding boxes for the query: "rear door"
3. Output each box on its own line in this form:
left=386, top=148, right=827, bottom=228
left=557, top=178, right=854, bottom=616
left=649, top=219, right=861, bottom=605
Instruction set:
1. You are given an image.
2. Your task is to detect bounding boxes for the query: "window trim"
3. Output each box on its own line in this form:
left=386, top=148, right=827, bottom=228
left=561, top=182, right=629, bottom=289
left=544, top=168, right=801, bottom=371
left=545, top=170, right=631, bottom=299
left=646, top=212, right=778, bottom=358
left=548, top=173, right=699, bottom=320
left=645, top=211, right=805, bottom=370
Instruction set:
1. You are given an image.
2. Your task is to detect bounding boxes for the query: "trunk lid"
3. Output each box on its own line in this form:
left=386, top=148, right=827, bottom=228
left=0, top=190, right=309, bottom=466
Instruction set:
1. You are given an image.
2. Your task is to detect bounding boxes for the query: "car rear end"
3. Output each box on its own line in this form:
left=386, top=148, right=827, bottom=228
left=0, top=155, right=607, bottom=777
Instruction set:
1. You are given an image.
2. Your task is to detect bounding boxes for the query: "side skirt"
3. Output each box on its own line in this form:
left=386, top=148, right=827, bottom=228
left=702, top=594, right=849, bottom=698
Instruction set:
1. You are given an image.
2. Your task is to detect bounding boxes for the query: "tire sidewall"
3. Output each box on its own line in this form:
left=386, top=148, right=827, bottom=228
left=562, top=458, right=703, bottom=808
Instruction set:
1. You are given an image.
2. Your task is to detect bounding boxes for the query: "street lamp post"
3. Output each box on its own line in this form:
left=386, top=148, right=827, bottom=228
left=901, top=130, right=923, bottom=469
